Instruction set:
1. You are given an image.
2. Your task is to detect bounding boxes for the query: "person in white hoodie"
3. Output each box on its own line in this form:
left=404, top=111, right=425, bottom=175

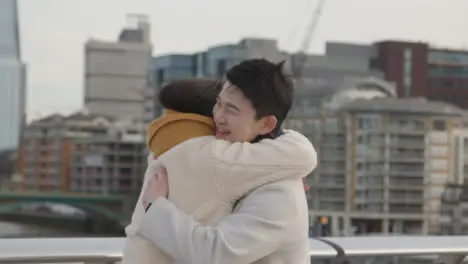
left=124, top=59, right=317, bottom=264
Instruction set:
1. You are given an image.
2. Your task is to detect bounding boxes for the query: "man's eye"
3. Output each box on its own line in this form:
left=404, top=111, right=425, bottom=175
left=227, top=107, right=238, bottom=113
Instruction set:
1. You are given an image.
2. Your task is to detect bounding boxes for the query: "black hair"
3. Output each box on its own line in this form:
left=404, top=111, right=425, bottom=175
left=226, top=58, right=294, bottom=138
left=158, top=78, right=222, bottom=117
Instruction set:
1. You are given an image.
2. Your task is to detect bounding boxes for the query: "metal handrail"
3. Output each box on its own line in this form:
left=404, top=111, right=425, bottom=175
left=0, top=237, right=123, bottom=264
left=325, top=236, right=468, bottom=256
left=1, top=236, right=467, bottom=264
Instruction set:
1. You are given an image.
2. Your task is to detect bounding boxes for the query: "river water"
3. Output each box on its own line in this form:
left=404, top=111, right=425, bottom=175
left=0, top=221, right=86, bottom=237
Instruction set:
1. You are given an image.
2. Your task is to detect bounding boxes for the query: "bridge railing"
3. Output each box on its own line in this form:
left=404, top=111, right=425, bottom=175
left=1, top=236, right=468, bottom=264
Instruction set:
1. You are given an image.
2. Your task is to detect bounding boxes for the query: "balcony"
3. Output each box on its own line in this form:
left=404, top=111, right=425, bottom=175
left=389, top=167, right=424, bottom=178
left=320, top=166, right=346, bottom=174
left=1, top=236, right=468, bottom=264
left=389, top=193, right=423, bottom=203
left=387, top=125, right=426, bottom=135
left=315, top=175, right=346, bottom=188
left=389, top=152, right=425, bottom=163
left=388, top=205, right=424, bottom=214
left=388, top=178, right=425, bottom=190
left=320, top=153, right=346, bottom=161
left=389, top=138, right=425, bottom=149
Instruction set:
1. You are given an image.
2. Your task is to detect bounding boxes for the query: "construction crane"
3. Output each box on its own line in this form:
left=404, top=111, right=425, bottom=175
left=296, top=0, right=326, bottom=192
left=295, top=0, right=327, bottom=87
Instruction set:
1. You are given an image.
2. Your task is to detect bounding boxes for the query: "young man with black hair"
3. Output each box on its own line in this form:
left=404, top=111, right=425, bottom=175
left=138, top=59, right=314, bottom=264
left=214, top=59, right=292, bottom=143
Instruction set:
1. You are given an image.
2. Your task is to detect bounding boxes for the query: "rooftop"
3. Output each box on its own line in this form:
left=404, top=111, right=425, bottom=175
left=341, top=97, right=466, bottom=116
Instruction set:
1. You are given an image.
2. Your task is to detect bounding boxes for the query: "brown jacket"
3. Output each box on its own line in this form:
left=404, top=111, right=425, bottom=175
left=146, top=109, right=214, bottom=158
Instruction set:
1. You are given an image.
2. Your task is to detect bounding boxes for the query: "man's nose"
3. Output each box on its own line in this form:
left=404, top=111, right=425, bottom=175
left=213, top=109, right=226, bottom=124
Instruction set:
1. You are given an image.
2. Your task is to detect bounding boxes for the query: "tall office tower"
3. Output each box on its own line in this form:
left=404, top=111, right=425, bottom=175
left=0, top=0, right=27, bottom=151
left=84, top=14, right=152, bottom=122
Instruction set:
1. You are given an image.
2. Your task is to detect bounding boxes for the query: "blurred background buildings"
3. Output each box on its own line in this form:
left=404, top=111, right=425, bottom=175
left=2, top=0, right=468, bottom=238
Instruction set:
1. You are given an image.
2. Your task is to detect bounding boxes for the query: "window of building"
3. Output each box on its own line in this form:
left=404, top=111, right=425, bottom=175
left=429, top=51, right=468, bottom=65
left=200, top=52, right=208, bottom=76
left=411, top=119, right=426, bottom=130
left=357, top=135, right=365, bottom=144
left=191, top=54, right=198, bottom=76
left=403, top=74, right=412, bottom=87
left=217, top=59, right=227, bottom=78
left=404, top=48, right=413, bottom=60
left=429, top=79, right=439, bottom=89
left=402, top=48, right=413, bottom=97
left=357, top=162, right=367, bottom=172
left=404, top=60, right=412, bottom=74
left=369, top=57, right=379, bottom=70
left=358, top=116, right=380, bottom=130
left=323, top=119, right=340, bottom=132
left=304, top=120, right=319, bottom=133
left=429, top=160, right=448, bottom=171
left=433, top=120, right=447, bottom=131
left=443, top=80, right=454, bottom=88
left=429, top=146, right=448, bottom=157
left=287, top=120, right=303, bottom=131
left=157, top=69, right=165, bottom=85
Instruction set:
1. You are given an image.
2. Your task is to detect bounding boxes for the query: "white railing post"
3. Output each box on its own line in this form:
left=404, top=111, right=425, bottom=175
left=317, top=236, right=468, bottom=264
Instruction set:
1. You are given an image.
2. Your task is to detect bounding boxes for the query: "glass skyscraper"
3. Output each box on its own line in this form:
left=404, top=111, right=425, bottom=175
left=0, top=0, right=26, bottom=151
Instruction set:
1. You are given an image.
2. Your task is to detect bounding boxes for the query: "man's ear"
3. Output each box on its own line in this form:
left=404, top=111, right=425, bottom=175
left=259, top=115, right=277, bottom=135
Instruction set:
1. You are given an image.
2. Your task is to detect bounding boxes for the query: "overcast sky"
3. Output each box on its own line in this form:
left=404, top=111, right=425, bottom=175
left=18, top=0, right=468, bottom=120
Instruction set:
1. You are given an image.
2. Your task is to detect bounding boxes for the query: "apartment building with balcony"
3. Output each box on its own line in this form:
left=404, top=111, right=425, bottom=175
left=439, top=128, right=468, bottom=234
left=17, top=111, right=144, bottom=194
left=68, top=129, right=144, bottom=195
left=439, top=184, right=468, bottom=234
left=285, top=76, right=467, bottom=236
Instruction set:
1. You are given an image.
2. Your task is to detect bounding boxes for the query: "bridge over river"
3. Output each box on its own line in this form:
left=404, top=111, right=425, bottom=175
left=0, top=191, right=138, bottom=237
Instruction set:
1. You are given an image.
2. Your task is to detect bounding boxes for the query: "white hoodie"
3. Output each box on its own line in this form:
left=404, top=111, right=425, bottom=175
left=122, top=130, right=317, bottom=264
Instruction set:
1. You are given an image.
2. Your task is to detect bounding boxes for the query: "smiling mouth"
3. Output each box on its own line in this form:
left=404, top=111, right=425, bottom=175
left=215, top=128, right=231, bottom=137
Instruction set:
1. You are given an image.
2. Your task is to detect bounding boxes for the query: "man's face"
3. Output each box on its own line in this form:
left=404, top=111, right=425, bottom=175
left=212, top=81, right=276, bottom=142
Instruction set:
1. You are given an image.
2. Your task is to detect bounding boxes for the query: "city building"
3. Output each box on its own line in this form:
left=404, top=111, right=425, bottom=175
left=68, top=130, right=144, bottom=195
left=0, top=0, right=27, bottom=151
left=0, top=149, right=15, bottom=189
left=291, top=42, right=384, bottom=90
left=330, top=40, right=468, bottom=109
left=439, top=127, right=468, bottom=235
left=140, top=36, right=468, bottom=236
left=285, top=77, right=467, bottom=235
left=439, top=184, right=468, bottom=235
left=145, top=38, right=388, bottom=123
left=16, top=111, right=145, bottom=194
left=289, top=42, right=389, bottom=113
left=144, top=38, right=290, bottom=123
left=84, top=14, right=152, bottom=122
left=427, top=48, right=468, bottom=108
left=144, top=55, right=199, bottom=122
left=372, top=41, right=429, bottom=98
